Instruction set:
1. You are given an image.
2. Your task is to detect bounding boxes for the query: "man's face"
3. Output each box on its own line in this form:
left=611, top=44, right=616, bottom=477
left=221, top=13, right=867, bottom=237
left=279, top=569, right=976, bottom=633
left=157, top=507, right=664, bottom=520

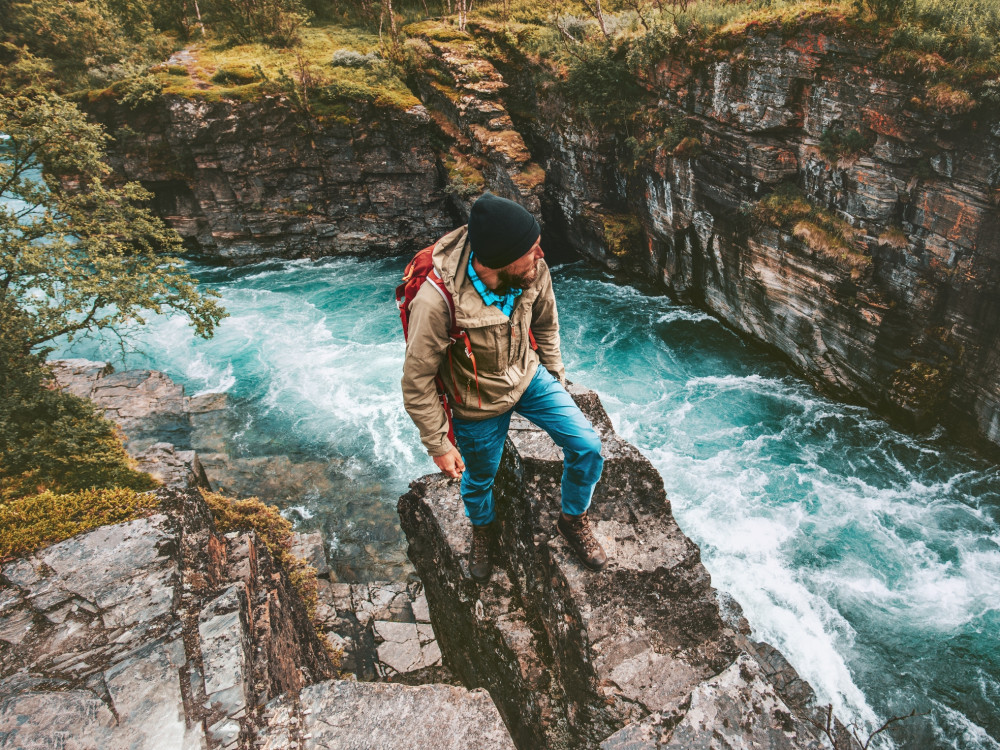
left=495, top=238, right=544, bottom=293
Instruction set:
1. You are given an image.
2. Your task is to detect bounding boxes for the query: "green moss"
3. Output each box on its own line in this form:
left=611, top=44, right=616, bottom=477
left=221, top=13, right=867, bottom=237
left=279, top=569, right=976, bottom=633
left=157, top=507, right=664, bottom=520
left=600, top=212, right=645, bottom=258
left=443, top=152, right=486, bottom=198
left=673, top=136, right=703, bottom=159
left=210, top=64, right=262, bottom=86
left=404, top=20, right=474, bottom=43
left=199, top=488, right=339, bottom=661
left=512, top=162, right=546, bottom=193
left=0, top=487, right=160, bottom=560
left=753, top=184, right=871, bottom=277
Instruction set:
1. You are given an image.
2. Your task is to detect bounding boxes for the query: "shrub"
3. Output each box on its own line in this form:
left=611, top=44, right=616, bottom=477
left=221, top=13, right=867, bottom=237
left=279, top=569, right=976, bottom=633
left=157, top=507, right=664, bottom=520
left=331, top=48, right=380, bottom=68
left=0, top=346, right=159, bottom=503
left=923, top=82, right=977, bottom=113
left=819, top=126, right=870, bottom=164
left=0, top=487, right=160, bottom=560
left=114, top=73, right=164, bottom=108
left=878, top=226, right=910, bottom=248
left=209, top=0, right=312, bottom=47
left=210, top=64, right=263, bottom=85
left=561, top=42, right=646, bottom=129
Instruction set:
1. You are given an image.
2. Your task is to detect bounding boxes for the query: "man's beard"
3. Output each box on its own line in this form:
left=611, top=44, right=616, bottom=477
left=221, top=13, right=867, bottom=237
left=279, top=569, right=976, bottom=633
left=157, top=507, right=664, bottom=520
left=495, top=264, right=538, bottom=294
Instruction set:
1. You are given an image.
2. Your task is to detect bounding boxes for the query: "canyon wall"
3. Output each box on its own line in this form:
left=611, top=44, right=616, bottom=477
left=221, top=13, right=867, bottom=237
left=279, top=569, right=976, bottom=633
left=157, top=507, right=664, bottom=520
left=399, top=385, right=838, bottom=749
left=86, top=20, right=1000, bottom=451
left=466, top=19, right=1000, bottom=452
left=84, top=94, right=455, bottom=264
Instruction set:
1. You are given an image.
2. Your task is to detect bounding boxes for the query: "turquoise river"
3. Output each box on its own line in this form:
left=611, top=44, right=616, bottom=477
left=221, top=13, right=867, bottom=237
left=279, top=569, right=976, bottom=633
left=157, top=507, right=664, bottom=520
left=53, top=255, right=1000, bottom=749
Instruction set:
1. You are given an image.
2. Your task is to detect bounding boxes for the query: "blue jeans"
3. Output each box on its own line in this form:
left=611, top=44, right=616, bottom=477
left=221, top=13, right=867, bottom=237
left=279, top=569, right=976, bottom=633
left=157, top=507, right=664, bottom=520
left=451, top=365, right=604, bottom=526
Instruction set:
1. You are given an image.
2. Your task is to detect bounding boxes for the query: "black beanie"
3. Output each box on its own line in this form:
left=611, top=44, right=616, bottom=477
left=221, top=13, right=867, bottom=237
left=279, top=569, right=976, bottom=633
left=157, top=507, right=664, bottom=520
left=467, top=193, right=541, bottom=269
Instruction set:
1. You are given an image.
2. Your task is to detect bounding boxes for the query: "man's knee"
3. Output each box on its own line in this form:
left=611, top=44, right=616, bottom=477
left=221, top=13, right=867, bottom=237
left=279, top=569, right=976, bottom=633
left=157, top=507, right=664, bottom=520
left=568, top=425, right=603, bottom=471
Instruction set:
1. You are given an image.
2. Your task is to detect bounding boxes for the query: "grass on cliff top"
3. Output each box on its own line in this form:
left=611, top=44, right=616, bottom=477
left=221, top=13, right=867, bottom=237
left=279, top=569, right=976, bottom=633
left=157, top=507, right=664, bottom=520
left=146, top=24, right=418, bottom=116
left=0, top=487, right=161, bottom=561
left=473, top=0, right=1000, bottom=112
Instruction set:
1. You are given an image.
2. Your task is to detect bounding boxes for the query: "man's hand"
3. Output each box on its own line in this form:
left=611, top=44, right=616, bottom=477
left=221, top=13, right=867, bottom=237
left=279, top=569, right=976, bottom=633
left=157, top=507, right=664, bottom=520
left=433, top=447, right=466, bottom=478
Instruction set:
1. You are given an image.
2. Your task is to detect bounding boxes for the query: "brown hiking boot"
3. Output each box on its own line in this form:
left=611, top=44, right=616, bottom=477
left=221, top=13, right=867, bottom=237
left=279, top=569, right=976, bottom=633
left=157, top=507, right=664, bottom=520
left=557, top=511, right=608, bottom=571
left=469, top=521, right=495, bottom=583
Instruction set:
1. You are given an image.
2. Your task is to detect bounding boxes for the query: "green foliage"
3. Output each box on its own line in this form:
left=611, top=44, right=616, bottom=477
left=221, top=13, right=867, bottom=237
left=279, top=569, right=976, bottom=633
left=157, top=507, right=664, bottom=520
left=0, top=486, right=160, bottom=560
left=625, top=111, right=694, bottom=171
left=855, top=0, right=912, bottom=23
left=3, top=0, right=175, bottom=89
left=819, top=126, right=870, bottom=163
left=0, top=89, right=227, bottom=359
left=600, top=211, right=644, bottom=257
left=443, top=153, right=486, bottom=198
left=561, top=42, right=646, bottom=129
left=113, top=73, right=166, bottom=108
left=206, top=0, right=312, bottom=46
left=210, top=64, right=264, bottom=85
left=0, top=347, right=159, bottom=503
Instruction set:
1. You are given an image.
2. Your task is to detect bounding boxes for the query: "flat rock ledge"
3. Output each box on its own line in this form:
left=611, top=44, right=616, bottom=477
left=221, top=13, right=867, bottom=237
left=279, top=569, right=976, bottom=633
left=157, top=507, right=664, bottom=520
left=48, top=358, right=451, bottom=685
left=398, top=384, right=835, bottom=749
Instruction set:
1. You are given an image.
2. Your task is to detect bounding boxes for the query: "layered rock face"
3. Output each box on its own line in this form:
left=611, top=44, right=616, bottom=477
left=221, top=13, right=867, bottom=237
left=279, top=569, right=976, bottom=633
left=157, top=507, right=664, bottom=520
left=399, top=386, right=831, bottom=749
left=0, top=486, right=336, bottom=748
left=474, top=22, right=1000, bottom=452
left=83, top=95, right=454, bottom=264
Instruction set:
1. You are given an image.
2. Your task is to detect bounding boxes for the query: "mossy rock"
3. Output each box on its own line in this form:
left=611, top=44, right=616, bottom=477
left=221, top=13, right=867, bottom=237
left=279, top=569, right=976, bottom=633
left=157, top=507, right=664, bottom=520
left=600, top=212, right=645, bottom=258
left=0, top=487, right=160, bottom=560
left=210, top=64, right=262, bottom=86
left=405, top=20, right=474, bottom=43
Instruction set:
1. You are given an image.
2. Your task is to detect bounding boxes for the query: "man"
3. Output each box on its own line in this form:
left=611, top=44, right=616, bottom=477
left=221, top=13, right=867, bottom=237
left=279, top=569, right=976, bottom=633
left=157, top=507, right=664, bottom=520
left=401, top=192, right=608, bottom=582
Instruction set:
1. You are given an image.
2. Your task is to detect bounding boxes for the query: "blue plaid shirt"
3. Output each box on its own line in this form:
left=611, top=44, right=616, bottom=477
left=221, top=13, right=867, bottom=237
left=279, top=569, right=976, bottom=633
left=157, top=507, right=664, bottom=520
left=467, top=255, right=522, bottom=317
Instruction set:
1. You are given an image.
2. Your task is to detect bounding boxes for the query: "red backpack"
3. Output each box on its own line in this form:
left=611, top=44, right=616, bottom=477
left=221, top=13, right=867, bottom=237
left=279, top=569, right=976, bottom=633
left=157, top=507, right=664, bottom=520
left=396, top=244, right=480, bottom=446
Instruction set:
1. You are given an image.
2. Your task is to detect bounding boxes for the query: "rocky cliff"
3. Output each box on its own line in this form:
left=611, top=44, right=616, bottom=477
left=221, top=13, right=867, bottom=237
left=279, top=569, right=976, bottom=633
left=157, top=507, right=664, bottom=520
left=458, top=19, right=1000, bottom=453
left=82, top=94, right=454, bottom=264
left=399, top=385, right=837, bottom=749
left=0, top=360, right=518, bottom=748
left=85, top=20, right=1000, bottom=450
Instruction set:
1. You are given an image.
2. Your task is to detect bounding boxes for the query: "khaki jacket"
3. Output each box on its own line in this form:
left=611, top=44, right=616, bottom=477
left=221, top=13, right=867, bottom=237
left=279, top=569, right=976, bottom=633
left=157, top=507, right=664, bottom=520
left=401, top=225, right=566, bottom=456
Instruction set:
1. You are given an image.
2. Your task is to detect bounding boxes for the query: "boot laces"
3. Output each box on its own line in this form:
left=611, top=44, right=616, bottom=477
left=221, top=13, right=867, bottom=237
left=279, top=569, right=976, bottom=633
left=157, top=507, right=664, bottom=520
left=568, top=513, right=598, bottom=551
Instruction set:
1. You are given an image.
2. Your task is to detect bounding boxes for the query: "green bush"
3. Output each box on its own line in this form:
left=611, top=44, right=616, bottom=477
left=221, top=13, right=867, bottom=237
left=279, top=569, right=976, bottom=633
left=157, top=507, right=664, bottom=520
left=211, top=64, right=264, bottom=85
left=208, top=0, right=312, bottom=47
left=0, top=345, right=158, bottom=503
left=561, top=42, right=646, bottom=128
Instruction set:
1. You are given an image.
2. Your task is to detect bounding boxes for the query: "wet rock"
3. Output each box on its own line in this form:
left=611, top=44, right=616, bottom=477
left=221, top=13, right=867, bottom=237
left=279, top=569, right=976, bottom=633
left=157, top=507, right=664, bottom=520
left=290, top=531, right=330, bottom=577
left=49, top=359, right=226, bottom=486
left=399, top=388, right=827, bottom=748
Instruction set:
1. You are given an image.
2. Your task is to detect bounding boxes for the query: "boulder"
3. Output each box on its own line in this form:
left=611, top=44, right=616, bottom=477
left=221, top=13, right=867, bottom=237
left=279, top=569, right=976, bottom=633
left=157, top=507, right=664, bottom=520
left=399, top=386, right=829, bottom=748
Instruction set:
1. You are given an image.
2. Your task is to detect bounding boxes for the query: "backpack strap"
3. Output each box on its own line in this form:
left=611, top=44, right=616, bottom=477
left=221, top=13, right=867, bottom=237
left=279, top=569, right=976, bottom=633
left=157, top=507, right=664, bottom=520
left=427, top=270, right=481, bottom=409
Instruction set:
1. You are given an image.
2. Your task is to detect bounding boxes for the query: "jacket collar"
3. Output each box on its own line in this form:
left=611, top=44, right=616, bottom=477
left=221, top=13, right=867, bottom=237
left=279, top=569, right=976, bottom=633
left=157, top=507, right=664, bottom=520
left=432, top=225, right=543, bottom=328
